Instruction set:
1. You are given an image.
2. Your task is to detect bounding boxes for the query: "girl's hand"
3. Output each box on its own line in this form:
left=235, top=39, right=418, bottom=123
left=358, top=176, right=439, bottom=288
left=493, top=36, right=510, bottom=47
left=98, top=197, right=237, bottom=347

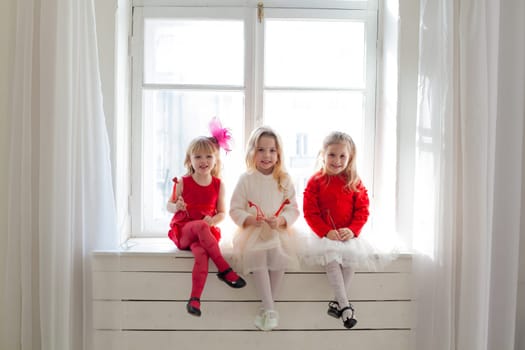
left=175, top=196, right=186, bottom=212
left=166, top=201, right=177, bottom=213
left=244, top=215, right=264, bottom=227
left=203, top=215, right=214, bottom=226
left=338, top=228, right=355, bottom=241
left=326, top=229, right=341, bottom=241
left=264, top=216, right=285, bottom=229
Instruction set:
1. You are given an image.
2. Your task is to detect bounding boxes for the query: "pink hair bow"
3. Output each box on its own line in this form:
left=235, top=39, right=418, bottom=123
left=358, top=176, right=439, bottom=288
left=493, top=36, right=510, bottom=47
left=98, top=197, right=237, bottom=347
left=209, top=117, right=233, bottom=152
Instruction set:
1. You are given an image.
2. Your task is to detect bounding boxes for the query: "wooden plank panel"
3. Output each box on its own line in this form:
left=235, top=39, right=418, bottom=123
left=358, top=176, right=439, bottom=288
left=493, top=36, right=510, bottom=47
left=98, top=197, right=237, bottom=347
left=93, top=271, right=412, bottom=301
left=94, top=330, right=412, bottom=350
left=92, top=252, right=411, bottom=273
left=93, top=300, right=411, bottom=330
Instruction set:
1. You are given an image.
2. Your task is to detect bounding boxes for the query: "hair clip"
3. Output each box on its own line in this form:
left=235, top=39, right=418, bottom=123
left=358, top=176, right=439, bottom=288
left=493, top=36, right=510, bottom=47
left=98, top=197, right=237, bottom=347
left=209, top=117, right=233, bottom=152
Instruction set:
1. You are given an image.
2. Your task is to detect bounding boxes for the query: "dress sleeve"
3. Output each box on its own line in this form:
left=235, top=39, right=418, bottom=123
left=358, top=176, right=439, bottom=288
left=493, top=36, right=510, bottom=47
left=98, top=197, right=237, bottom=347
left=347, top=182, right=370, bottom=237
left=302, top=175, right=332, bottom=238
left=229, top=174, right=251, bottom=227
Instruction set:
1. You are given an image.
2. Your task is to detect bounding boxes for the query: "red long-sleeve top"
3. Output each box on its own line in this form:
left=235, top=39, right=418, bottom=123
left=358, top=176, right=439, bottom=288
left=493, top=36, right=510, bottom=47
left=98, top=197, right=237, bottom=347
left=303, top=172, right=370, bottom=238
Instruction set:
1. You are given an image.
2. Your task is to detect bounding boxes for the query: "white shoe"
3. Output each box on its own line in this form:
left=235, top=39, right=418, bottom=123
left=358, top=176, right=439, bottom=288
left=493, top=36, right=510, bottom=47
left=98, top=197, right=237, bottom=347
left=254, top=308, right=265, bottom=330
left=263, top=310, right=279, bottom=331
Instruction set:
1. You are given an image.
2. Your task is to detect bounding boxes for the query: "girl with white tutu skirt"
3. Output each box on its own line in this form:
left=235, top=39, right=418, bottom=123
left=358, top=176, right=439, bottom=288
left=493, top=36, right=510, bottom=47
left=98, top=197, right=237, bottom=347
left=302, top=131, right=378, bottom=330
left=230, top=127, right=300, bottom=331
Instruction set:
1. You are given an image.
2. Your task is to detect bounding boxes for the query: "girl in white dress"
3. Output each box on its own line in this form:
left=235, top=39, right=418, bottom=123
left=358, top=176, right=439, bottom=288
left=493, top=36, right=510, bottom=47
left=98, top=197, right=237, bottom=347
left=230, top=126, right=299, bottom=331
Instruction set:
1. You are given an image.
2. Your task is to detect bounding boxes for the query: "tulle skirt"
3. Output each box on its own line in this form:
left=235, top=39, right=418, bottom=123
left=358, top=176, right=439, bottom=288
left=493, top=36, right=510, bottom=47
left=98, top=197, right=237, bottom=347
left=232, top=223, right=300, bottom=275
left=296, top=224, right=398, bottom=271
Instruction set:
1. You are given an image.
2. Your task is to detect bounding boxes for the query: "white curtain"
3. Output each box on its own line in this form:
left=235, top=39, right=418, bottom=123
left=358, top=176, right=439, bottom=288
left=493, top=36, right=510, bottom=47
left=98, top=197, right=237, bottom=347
left=413, top=0, right=525, bottom=349
left=2, top=0, right=118, bottom=349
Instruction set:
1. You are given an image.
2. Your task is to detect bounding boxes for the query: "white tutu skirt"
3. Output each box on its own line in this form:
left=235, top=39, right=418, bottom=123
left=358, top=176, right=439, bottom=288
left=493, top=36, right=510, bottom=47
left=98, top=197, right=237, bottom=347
left=232, top=223, right=300, bottom=275
left=297, top=230, right=396, bottom=271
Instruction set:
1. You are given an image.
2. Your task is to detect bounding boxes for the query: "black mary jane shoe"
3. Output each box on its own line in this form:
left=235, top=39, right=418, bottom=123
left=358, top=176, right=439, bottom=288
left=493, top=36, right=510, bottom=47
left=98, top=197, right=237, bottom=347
left=327, top=300, right=342, bottom=318
left=340, top=304, right=358, bottom=329
left=186, top=297, right=201, bottom=317
left=217, top=267, right=247, bottom=289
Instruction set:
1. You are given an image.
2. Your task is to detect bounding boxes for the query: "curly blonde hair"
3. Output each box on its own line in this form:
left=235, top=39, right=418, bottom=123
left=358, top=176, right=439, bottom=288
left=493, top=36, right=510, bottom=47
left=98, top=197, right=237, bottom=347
left=320, top=131, right=360, bottom=191
left=184, top=136, right=222, bottom=178
left=245, top=126, right=289, bottom=192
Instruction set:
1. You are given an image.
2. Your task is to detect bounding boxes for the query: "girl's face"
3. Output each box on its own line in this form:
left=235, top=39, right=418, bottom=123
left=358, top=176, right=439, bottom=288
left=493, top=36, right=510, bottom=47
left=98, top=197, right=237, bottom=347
left=254, top=135, right=279, bottom=175
left=190, top=151, right=216, bottom=176
left=323, top=142, right=350, bottom=176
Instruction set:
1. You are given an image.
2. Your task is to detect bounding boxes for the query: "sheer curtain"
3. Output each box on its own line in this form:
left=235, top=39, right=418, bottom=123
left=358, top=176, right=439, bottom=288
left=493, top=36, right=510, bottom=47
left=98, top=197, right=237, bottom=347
left=413, top=0, right=524, bottom=349
left=2, top=0, right=118, bottom=349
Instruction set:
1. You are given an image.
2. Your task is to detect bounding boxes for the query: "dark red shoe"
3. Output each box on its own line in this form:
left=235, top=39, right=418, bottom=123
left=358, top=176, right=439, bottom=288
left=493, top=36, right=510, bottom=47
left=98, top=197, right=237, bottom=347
left=186, top=297, right=201, bottom=317
left=217, top=267, right=246, bottom=288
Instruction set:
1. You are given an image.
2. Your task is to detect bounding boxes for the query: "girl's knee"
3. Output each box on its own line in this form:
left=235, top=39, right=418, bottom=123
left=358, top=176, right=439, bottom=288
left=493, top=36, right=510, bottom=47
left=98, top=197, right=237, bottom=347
left=191, top=244, right=207, bottom=257
left=194, top=220, right=208, bottom=229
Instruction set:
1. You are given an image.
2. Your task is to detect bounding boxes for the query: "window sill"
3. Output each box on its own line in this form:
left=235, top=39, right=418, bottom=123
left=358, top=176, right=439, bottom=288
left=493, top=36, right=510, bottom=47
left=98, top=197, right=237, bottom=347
left=94, top=236, right=412, bottom=260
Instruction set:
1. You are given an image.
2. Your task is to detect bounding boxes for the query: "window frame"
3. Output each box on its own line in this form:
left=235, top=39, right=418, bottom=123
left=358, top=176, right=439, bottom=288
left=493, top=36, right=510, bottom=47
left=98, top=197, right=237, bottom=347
left=130, top=0, right=380, bottom=238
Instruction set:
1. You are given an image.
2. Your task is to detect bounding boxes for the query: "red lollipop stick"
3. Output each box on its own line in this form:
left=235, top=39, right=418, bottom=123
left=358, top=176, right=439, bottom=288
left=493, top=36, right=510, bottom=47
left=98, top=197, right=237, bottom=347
left=273, top=198, right=290, bottom=217
left=248, top=201, right=265, bottom=220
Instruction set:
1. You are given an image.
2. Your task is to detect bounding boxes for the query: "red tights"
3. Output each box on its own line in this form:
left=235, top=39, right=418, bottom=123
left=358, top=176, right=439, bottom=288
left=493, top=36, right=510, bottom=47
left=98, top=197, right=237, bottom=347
left=179, top=220, right=233, bottom=302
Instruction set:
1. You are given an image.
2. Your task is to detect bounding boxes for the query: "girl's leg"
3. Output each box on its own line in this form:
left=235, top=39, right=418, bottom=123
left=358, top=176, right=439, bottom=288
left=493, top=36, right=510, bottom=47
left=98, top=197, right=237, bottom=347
left=252, top=250, right=273, bottom=310
left=269, top=270, right=285, bottom=300
left=342, top=266, right=355, bottom=291
left=187, top=242, right=209, bottom=315
left=253, top=270, right=274, bottom=311
left=252, top=255, right=279, bottom=331
left=189, top=242, right=209, bottom=300
left=267, top=248, right=285, bottom=299
left=253, top=251, right=284, bottom=331
left=179, top=220, right=240, bottom=282
left=325, top=261, right=350, bottom=310
left=326, top=261, right=356, bottom=326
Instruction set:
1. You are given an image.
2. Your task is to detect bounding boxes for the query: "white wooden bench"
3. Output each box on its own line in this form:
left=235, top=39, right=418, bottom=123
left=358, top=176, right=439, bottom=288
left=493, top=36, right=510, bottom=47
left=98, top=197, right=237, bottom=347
left=92, top=242, right=413, bottom=350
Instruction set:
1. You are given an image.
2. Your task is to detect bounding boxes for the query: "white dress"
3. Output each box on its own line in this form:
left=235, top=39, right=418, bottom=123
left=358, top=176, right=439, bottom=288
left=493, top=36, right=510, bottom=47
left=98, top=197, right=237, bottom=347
left=230, top=170, right=300, bottom=274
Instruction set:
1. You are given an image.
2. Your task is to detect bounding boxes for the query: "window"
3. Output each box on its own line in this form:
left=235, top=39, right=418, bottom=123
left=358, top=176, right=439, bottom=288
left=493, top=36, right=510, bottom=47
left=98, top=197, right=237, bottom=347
left=130, top=1, right=380, bottom=238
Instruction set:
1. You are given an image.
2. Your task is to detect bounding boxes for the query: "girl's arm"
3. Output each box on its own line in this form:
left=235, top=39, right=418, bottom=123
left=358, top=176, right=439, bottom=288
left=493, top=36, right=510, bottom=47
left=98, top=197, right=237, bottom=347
left=347, top=182, right=370, bottom=237
left=278, top=176, right=300, bottom=227
left=229, top=174, right=254, bottom=227
left=166, top=179, right=184, bottom=213
left=302, top=176, right=333, bottom=238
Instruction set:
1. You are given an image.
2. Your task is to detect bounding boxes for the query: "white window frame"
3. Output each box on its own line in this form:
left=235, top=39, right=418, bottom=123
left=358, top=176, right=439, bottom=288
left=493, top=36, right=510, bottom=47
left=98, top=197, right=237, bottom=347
left=129, top=0, right=379, bottom=238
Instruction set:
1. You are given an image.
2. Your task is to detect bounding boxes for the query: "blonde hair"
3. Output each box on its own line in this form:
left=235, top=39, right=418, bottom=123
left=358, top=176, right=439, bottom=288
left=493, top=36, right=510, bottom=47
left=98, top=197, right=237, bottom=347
left=184, top=136, right=222, bottom=178
left=320, top=131, right=360, bottom=191
left=245, top=126, right=288, bottom=192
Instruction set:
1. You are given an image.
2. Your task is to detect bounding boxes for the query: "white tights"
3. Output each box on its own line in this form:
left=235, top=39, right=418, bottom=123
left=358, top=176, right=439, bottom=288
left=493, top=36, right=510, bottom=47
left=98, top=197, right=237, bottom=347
left=252, top=269, right=284, bottom=311
left=325, top=261, right=355, bottom=318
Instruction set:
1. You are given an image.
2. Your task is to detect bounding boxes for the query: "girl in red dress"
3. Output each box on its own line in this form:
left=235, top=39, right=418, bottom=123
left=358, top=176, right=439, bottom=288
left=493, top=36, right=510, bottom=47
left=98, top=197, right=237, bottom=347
left=303, top=131, right=374, bottom=329
left=167, top=119, right=246, bottom=317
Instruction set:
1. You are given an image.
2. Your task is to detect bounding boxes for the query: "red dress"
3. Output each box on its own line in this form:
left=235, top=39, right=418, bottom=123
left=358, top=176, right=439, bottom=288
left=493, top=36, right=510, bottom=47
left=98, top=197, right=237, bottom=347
left=168, top=175, right=222, bottom=249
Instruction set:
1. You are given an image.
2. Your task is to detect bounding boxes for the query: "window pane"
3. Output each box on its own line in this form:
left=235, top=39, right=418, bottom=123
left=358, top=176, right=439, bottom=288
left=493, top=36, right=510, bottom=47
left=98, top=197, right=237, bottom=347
left=142, top=90, right=245, bottom=234
left=144, top=19, right=244, bottom=85
left=264, top=91, right=365, bottom=197
left=265, top=19, right=365, bottom=88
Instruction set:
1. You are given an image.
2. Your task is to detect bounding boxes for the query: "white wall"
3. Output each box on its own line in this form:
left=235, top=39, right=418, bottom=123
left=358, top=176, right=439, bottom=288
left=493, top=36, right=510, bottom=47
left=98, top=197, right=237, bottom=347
left=0, top=0, right=16, bottom=331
